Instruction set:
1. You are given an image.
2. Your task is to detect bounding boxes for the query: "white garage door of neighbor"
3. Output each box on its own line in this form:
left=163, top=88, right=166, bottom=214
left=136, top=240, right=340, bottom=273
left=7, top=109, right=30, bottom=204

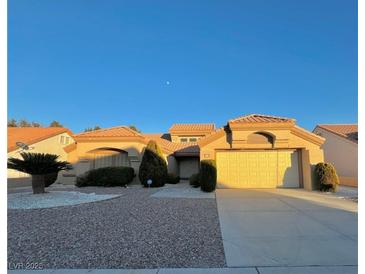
left=216, top=150, right=300, bottom=188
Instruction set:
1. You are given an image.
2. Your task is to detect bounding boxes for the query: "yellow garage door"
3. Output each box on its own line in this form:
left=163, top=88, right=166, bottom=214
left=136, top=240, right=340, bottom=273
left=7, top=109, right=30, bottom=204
left=216, top=150, right=300, bottom=188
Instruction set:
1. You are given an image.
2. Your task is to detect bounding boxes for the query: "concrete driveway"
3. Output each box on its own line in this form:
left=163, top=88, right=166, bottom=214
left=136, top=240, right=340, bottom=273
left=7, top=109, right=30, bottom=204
left=216, top=188, right=357, bottom=272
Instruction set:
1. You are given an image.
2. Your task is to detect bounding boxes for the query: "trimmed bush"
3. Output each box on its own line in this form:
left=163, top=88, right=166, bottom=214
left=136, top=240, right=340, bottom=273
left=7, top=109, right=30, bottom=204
left=200, top=160, right=217, bottom=192
left=314, top=162, right=339, bottom=192
left=76, top=166, right=135, bottom=187
left=166, top=173, right=180, bottom=184
left=189, top=173, right=200, bottom=187
left=139, top=140, right=168, bottom=187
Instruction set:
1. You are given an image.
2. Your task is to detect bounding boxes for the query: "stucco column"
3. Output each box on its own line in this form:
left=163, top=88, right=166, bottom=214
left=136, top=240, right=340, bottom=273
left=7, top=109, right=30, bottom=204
left=301, top=149, right=313, bottom=190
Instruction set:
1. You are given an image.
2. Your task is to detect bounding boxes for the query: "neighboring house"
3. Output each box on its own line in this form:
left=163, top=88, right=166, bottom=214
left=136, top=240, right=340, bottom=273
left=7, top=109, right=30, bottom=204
left=313, top=124, right=358, bottom=187
left=7, top=127, right=75, bottom=186
left=65, top=114, right=325, bottom=190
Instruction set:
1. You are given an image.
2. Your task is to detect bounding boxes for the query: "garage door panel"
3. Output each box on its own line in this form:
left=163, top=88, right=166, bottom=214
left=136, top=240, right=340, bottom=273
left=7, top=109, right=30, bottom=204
left=217, top=150, right=299, bottom=188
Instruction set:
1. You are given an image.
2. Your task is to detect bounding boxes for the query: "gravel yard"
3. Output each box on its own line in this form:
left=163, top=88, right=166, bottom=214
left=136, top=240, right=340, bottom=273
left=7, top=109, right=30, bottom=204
left=8, top=186, right=225, bottom=269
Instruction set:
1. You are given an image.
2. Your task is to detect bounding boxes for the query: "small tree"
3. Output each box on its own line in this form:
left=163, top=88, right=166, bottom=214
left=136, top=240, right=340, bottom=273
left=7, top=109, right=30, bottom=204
left=49, top=120, right=63, bottom=127
left=129, top=125, right=141, bottom=133
left=31, top=122, right=41, bottom=127
left=84, top=126, right=101, bottom=132
left=314, top=162, right=339, bottom=192
left=7, top=153, right=72, bottom=194
left=19, top=119, right=31, bottom=127
left=139, top=140, right=167, bottom=187
left=200, top=160, right=217, bottom=192
left=8, top=119, right=18, bottom=127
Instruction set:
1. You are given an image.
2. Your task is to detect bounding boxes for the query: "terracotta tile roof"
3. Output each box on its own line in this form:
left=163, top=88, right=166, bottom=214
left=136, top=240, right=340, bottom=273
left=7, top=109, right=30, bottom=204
left=75, top=126, right=142, bottom=138
left=316, top=124, right=358, bottom=143
left=7, top=127, right=72, bottom=152
left=229, top=114, right=295, bottom=123
left=143, top=133, right=200, bottom=156
left=197, top=128, right=226, bottom=146
left=174, top=144, right=200, bottom=156
left=169, top=123, right=215, bottom=134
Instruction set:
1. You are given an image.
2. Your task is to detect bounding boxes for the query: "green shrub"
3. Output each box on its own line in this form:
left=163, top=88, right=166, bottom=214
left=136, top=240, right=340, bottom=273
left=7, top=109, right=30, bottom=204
left=139, top=140, right=168, bottom=187
left=166, top=173, right=180, bottom=184
left=189, top=173, right=200, bottom=188
left=76, top=166, right=135, bottom=187
left=314, top=162, right=339, bottom=192
left=200, top=160, right=217, bottom=192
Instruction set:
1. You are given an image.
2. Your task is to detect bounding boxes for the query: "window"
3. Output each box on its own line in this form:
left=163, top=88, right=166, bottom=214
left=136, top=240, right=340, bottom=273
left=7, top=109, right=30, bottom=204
left=189, top=138, right=197, bottom=142
left=60, top=136, right=65, bottom=144
left=181, top=138, right=188, bottom=143
left=65, top=137, right=70, bottom=144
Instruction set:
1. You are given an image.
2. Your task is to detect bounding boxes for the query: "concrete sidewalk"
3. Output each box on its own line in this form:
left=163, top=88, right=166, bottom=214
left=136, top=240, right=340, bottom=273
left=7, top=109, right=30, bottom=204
left=8, top=265, right=358, bottom=273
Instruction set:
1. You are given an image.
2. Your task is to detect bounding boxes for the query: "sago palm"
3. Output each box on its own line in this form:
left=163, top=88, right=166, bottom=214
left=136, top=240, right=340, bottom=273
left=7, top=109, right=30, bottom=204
left=8, top=152, right=72, bottom=194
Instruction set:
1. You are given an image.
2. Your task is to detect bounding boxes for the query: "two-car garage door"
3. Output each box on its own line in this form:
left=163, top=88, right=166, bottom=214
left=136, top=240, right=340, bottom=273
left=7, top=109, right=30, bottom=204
left=216, top=150, right=300, bottom=188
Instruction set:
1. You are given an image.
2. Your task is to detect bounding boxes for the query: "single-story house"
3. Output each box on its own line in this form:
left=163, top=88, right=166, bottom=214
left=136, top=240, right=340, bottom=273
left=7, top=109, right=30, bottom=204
left=64, top=114, right=325, bottom=190
left=313, top=124, right=358, bottom=187
left=7, top=127, right=75, bottom=186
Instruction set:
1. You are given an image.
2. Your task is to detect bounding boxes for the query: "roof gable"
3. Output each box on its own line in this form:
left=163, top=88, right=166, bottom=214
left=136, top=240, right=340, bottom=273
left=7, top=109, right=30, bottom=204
left=7, top=127, right=72, bottom=152
left=229, top=114, right=295, bottom=124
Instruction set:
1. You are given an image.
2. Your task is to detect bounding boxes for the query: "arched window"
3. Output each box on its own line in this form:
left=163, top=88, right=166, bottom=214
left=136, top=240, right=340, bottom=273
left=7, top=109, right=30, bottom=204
left=247, top=132, right=274, bottom=145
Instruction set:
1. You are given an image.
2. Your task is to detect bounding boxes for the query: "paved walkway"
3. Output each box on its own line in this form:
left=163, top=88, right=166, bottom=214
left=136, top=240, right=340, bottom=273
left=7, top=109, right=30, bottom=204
left=216, top=188, right=357, bottom=272
left=151, top=182, right=215, bottom=199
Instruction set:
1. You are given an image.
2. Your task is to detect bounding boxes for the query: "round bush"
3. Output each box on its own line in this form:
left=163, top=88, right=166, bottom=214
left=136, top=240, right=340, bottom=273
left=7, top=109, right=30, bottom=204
left=189, top=173, right=200, bottom=188
left=314, top=162, right=339, bottom=192
left=200, top=160, right=217, bottom=192
left=139, top=140, right=168, bottom=187
left=76, top=166, right=135, bottom=187
left=166, top=173, right=180, bottom=184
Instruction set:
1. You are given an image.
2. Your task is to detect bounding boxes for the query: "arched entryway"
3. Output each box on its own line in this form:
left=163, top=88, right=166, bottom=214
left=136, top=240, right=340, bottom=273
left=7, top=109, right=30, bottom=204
left=87, top=148, right=131, bottom=169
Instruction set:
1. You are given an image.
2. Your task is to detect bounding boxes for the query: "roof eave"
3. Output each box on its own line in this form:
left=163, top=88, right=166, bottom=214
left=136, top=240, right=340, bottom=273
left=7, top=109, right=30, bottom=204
left=169, top=130, right=215, bottom=136
left=74, top=136, right=146, bottom=143
left=292, top=126, right=325, bottom=146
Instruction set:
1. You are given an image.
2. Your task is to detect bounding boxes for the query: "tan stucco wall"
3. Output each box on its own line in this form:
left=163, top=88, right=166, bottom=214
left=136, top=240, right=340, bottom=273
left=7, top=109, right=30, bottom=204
left=7, top=132, right=74, bottom=183
left=313, top=128, right=358, bottom=187
left=66, top=141, right=146, bottom=181
left=66, top=140, right=177, bottom=184
left=200, top=127, right=324, bottom=190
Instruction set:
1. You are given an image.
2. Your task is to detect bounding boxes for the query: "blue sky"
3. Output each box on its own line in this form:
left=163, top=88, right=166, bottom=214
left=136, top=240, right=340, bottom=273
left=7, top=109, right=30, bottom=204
left=8, top=0, right=357, bottom=133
